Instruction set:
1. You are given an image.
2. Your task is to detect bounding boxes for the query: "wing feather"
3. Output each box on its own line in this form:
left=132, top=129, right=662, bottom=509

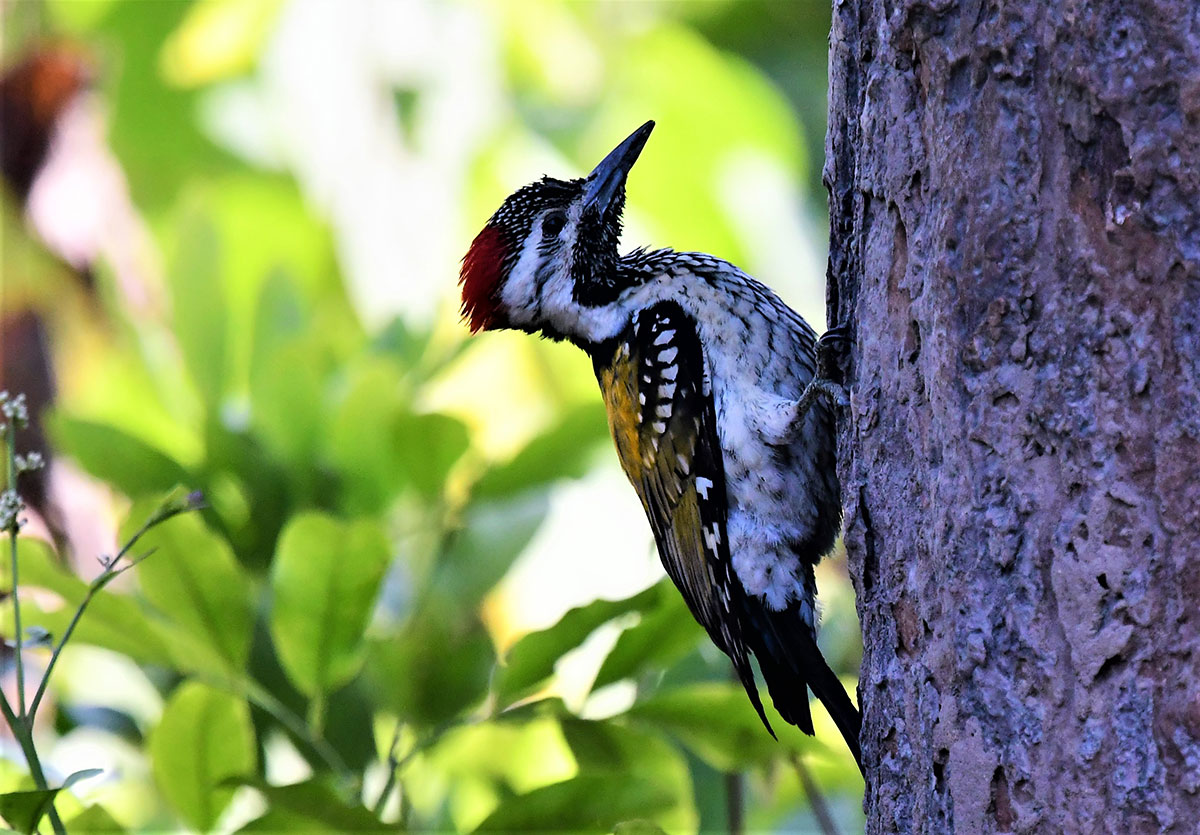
left=594, top=301, right=773, bottom=734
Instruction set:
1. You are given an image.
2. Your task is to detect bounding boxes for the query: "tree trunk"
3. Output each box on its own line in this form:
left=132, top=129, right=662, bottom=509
left=824, top=1, right=1200, bottom=832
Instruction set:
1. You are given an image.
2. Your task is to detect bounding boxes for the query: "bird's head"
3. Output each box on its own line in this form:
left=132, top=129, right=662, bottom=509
left=459, top=121, right=654, bottom=344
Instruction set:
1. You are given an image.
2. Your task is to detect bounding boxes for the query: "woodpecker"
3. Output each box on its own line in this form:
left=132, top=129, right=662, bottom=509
left=459, top=121, right=861, bottom=770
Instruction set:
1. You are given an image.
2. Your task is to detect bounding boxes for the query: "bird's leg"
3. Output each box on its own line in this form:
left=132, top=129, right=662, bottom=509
left=792, top=376, right=849, bottom=423
left=791, top=324, right=852, bottom=421
left=745, top=326, right=855, bottom=445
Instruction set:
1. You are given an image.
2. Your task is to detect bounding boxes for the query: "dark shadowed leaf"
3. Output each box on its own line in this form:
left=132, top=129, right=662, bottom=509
left=0, top=770, right=101, bottom=835
left=495, top=584, right=661, bottom=705
left=364, top=611, right=494, bottom=725
left=592, top=582, right=702, bottom=690
left=230, top=777, right=389, bottom=832
left=46, top=416, right=190, bottom=499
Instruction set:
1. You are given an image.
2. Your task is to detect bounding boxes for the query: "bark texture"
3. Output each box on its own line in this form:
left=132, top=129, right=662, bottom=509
left=825, top=1, right=1200, bottom=832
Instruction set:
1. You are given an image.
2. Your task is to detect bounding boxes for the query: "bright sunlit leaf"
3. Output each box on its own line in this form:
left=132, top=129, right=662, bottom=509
left=132, top=510, right=254, bottom=671
left=270, top=514, right=391, bottom=697
left=495, top=584, right=661, bottom=706
left=150, top=682, right=255, bottom=832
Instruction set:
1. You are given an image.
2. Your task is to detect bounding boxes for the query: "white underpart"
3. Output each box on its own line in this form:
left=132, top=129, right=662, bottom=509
left=746, top=388, right=805, bottom=445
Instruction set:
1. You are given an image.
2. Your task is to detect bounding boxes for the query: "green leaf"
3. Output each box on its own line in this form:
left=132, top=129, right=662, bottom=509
left=65, top=803, right=126, bottom=832
left=131, top=510, right=254, bottom=671
left=431, top=493, right=549, bottom=609
left=613, top=820, right=669, bottom=835
left=495, top=585, right=661, bottom=705
left=472, top=403, right=609, bottom=498
left=596, top=24, right=807, bottom=270
left=475, top=774, right=676, bottom=833
left=592, top=584, right=702, bottom=691
left=46, top=416, right=191, bottom=499
left=201, top=419, right=295, bottom=572
left=468, top=719, right=696, bottom=830
left=150, top=681, right=256, bottom=832
left=167, top=206, right=228, bottom=406
left=249, top=273, right=330, bottom=469
left=97, top=1, right=232, bottom=211
left=364, top=612, right=494, bottom=726
left=270, top=514, right=391, bottom=697
left=325, top=359, right=470, bottom=509
left=392, top=412, right=470, bottom=497
left=625, top=683, right=805, bottom=771
left=325, top=358, right=410, bottom=512
left=230, top=778, right=389, bottom=832
left=477, top=721, right=694, bottom=833
left=0, top=769, right=101, bottom=834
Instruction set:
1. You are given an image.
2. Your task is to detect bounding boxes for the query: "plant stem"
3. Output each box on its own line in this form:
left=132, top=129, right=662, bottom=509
left=1, top=423, right=65, bottom=835
left=372, top=720, right=405, bottom=818
left=26, top=493, right=197, bottom=723
left=6, top=423, right=27, bottom=719
left=27, top=556, right=143, bottom=722
left=0, top=692, right=66, bottom=834
left=790, top=752, right=841, bottom=835
left=306, top=690, right=326, bottom=737
left=724, top=770, right=744, bottom=835
left=235, top=678, right=355, bottom=793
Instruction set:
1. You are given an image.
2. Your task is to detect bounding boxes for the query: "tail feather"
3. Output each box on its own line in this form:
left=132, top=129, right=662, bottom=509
left=732, top=650, right=778, bottom=740
left=743, top=604, right=863, bottom=774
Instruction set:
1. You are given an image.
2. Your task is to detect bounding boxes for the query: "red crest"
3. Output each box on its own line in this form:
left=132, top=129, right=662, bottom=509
left=459, top=224, right=509, bottom=333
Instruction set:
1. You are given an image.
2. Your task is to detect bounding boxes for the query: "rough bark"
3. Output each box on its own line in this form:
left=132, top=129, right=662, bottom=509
left=824, top=1, right=1200, bottom=832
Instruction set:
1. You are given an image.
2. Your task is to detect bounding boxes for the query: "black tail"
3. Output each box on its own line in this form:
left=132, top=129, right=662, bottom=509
left=743, top=604, right=863, bottom=774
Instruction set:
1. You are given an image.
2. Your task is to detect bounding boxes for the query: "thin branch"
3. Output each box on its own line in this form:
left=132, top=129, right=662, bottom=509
left=789, top=752, right=842, bottom=835
left=233, top=677, right=357, bottom=794
left=371, top=719, right=405, bottom=818
left=6, top=422, right=27, bottom=720
left=724, top=770, right=744, bottom=835
left=28, top=551, right=152, bottom=721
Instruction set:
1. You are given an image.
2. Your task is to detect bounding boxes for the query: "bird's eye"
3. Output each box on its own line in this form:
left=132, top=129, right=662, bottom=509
left=542, top=211, right=567, bottom=239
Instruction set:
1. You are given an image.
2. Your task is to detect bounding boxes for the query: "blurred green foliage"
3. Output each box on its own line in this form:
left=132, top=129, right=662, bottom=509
left=1, top=0, right=863, bottom=831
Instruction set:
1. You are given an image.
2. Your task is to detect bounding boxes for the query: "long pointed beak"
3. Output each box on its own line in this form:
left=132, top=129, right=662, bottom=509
left=582, top=120, right=654, bottom=215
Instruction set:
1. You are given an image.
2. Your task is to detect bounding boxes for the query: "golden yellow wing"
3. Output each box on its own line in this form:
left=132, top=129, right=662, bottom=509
left=592, top=300, right=772, bottom=733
